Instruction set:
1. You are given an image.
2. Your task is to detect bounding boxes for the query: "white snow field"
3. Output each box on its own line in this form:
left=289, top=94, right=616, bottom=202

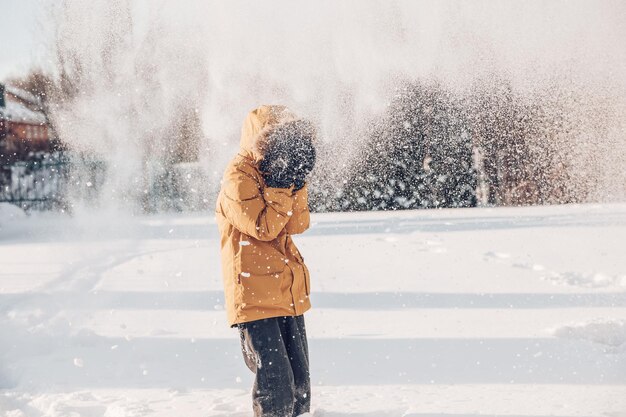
left=1, top=203, right=625, bottom=417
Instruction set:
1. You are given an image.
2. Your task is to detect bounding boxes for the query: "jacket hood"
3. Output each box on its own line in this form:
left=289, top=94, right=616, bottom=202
left=239, top=105, right=296, bottom=162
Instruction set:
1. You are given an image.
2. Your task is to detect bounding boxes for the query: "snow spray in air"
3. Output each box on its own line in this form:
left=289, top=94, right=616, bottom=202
left=46, top=0, right=626, bottom=212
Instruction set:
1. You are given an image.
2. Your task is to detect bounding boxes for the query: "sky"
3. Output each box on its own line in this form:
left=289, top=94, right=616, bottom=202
left=0, top=0, right=50, bottom=82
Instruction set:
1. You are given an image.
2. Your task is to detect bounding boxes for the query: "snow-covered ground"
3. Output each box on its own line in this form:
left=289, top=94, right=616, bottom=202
left=1, top=203, right=625, bottom=417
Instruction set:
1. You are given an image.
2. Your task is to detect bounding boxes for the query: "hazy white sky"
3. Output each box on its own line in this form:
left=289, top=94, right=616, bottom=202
left=0, top=0, right=49, bottom=81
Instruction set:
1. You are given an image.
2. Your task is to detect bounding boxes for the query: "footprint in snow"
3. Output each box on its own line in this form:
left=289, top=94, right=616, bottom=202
left=541, top=271, right=626, bottom=289
left=512, top=262, right=545, bottom=271
left=552, top=319, right=626, bottom=353
left=484, top=251, right=511, bottom=260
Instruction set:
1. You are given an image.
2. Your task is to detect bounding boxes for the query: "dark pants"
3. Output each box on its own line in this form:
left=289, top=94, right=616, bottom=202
left=238, top=315, right=311, bottom=417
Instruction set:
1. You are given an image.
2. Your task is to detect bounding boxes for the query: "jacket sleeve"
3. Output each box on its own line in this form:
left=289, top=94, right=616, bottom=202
left=219, top=166, right=294, bottom=242
left=285, top=184, right=310, bottom=235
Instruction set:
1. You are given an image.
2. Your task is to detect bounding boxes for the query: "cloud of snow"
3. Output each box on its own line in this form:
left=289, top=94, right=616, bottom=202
left=44, top=0, right=626, bottom=210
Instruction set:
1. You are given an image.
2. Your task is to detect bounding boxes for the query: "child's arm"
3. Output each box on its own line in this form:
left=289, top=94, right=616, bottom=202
left=285, top=185, right=310, bottom=235
left=220, top=166, right=293, bottom=241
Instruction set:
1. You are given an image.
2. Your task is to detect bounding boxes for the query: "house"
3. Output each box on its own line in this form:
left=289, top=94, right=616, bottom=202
left=0, top=83, right=51, bottom=164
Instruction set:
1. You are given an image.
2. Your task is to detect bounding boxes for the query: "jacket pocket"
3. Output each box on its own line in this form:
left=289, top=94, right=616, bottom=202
left=237, top=271, right=284, bottom=307
left=238, top=245, right=286, bottom=276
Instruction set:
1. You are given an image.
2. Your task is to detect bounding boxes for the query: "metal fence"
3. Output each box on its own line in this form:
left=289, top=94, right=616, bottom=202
left=0, top=153, right=105, bottom=211
left=0, top=153, right=209, bottom=212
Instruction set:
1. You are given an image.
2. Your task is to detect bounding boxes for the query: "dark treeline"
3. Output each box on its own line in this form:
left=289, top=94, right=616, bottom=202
left=309, top=79, right=581, bottom=212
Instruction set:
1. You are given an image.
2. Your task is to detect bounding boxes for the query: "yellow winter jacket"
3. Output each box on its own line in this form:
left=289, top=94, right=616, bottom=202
left=215, top=105, right=312, bottom=326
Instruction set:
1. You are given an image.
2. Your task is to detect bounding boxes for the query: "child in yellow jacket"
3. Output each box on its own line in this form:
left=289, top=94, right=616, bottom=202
left=215, top=105, right=316, bottom=417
